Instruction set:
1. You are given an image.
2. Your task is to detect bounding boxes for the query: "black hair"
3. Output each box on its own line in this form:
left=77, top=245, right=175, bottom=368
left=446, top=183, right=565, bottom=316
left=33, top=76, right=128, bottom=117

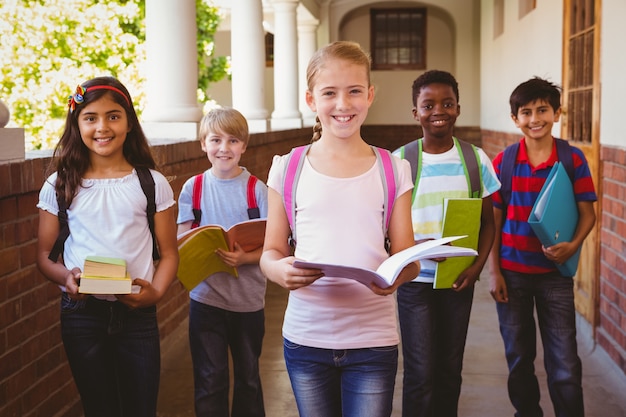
left=411, top=70, right=459, bottom=107
left=509, top=77, right=562, bottom=116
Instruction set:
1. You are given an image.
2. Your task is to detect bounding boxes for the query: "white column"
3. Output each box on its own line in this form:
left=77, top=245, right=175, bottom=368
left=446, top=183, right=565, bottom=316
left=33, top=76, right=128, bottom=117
left=142, top=0, right=203, bottom=141
left=231, top=0, right=269, bottom=133
left=298, top=19, right=319, bottom=127
left=271, top=0, right=302, bottom=130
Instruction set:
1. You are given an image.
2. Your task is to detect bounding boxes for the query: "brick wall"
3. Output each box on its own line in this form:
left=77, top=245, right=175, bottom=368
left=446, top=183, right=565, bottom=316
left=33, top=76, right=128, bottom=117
left=0, top=128, right=311, bottom=417
left=598, top=145, right=626, bottom=375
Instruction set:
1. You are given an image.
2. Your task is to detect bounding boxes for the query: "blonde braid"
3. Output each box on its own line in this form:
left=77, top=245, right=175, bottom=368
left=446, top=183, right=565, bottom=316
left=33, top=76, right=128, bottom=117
left=311, top=116, right=322, bottom=142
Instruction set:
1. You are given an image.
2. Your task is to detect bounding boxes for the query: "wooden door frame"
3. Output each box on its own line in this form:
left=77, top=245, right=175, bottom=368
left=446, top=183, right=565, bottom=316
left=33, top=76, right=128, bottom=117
left=561, top=0, right=602, bottom=330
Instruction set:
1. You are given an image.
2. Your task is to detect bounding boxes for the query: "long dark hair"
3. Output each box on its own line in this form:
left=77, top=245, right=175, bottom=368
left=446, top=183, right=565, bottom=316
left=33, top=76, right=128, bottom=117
left=48, top=76, right=156, bottom=206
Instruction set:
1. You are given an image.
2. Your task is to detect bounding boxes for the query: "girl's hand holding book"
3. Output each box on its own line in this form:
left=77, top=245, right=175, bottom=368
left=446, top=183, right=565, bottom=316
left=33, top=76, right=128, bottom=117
left=370, top=261, right=421, bottom=296
left=274, top=256, right=325, bottom=290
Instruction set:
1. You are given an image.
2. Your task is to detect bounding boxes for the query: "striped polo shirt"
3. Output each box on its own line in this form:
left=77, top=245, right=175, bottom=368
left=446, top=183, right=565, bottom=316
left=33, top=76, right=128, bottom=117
left=492, top=137, right=597, bottom=274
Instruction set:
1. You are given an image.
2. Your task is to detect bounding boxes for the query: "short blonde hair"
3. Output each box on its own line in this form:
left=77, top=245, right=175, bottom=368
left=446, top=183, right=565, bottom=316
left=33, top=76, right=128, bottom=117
left=198, top=107, right=250, bottom=145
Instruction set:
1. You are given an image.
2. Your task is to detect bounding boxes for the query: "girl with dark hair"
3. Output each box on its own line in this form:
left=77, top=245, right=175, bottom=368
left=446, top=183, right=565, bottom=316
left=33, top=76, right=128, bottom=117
left=36, top=76, right=179, bottom=417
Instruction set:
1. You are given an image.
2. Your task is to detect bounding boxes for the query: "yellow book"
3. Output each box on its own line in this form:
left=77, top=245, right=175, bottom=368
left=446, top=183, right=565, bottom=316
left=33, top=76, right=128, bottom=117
left=176, top=219, right=266, bottom=291
left=433, top=198, right=482, bottom=289
left=79, top=256, right=131, bottom=294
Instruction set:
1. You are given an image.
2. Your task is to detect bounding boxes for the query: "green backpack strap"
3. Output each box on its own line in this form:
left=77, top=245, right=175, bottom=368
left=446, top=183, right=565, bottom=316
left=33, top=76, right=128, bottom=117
left=454, top=138, right=483, bottom=198
left=400, top=137, right=482, bottom=203
left=400, top=139, right=422, bottom=204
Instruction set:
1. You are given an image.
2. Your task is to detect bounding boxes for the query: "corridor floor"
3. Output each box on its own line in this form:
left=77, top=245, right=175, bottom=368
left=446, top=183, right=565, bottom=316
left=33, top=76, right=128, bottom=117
left=157, top=279, right=626, bottom=417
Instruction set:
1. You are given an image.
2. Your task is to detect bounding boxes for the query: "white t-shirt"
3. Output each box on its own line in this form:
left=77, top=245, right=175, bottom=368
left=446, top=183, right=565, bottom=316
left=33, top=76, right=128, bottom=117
left=38, top=169, right=176, bottom=300
left=267, top=150, right=412, bottom=349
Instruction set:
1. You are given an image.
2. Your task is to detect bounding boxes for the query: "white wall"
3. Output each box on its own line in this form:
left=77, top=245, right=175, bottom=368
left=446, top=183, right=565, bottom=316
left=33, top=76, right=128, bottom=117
left=336, top=0, right=480, bottom=127
left=480, top=0, right=563, bottom=136
left=600, top=1, right=626, bottom=148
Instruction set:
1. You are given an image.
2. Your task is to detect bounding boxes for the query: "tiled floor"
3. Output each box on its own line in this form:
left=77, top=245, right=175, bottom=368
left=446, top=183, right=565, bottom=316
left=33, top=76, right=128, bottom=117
left=157, top=278, right=626, bottom=416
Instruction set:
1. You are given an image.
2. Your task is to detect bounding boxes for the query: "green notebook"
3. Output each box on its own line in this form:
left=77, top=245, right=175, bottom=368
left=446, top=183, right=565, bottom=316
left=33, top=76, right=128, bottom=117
left=433, top=198, right=482, bottom=289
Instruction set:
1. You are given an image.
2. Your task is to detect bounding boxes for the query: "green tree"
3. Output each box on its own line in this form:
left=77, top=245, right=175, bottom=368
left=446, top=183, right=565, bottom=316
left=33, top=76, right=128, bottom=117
left=0, top=0, right=228, bottom=150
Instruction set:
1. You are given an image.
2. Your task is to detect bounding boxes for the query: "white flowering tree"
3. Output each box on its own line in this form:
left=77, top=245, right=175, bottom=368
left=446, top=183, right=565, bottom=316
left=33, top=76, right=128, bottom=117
left=0, top=0, right=227, bottom=150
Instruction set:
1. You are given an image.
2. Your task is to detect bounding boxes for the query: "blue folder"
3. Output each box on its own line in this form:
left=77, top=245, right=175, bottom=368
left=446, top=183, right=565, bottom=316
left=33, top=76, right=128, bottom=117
left=528, top=162, right=580, bottom=277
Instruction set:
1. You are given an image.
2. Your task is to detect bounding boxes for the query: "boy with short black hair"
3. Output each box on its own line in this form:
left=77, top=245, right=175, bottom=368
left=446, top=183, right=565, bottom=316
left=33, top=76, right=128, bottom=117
left=394, top=70, right=501, bottom=417
left=489, top=77, right=597, bottom=417
left=177, top=107, right=268, bottom=417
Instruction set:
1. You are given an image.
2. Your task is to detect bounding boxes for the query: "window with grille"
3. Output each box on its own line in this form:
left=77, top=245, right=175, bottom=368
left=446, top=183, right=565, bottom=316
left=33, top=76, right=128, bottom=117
left=565, top=0, right=595, bottom=144
left=370, top=8, right=426, bottom=70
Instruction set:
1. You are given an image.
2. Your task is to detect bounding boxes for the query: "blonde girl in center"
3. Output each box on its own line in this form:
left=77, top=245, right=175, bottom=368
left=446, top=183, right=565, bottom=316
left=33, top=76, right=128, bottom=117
left=260, top=41, right=419, bottom=417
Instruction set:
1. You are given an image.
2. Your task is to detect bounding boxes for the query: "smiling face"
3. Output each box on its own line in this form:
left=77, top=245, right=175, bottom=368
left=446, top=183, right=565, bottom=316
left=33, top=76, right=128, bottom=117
left=511, top=98, right=561, bottom=143
left=77, top=94, right=131, bottom=160
left=305, top=58, right=374, bottom=141
left=202, top=129, right=246, bottom=179
left=413, top=82, right=460, bottom=142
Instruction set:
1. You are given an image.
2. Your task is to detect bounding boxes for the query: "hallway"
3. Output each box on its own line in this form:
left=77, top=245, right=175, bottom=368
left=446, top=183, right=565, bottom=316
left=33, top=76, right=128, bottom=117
left=157, top=278, right=626, bottom=417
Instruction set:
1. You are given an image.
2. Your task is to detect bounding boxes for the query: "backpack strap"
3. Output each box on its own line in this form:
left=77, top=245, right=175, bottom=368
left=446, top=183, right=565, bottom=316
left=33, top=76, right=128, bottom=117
left=372, top=146, right=397, bottom=232
left=555, top=138, right=575, bottom=182
left=48, top=194, right=69, bottom=262
left=456, top=138, right=483, bottom=198
left=192, top=172, right=260, bottom=229
left=400, top=140, right=421, bottom=204
left=136, top=167, right=160, bottom=261
left=283, top=145, right=397, bottom=246
left=500, top=138, right=574, bottom=212
left=191, top=173, right=204, bottom=229
left=246, top=175, right=261, bottom=219
left=499, top=142, right=519, bottom=212
left=48, top=168, right=160, bottom=262
left=400, top=137, right=482, bottom=203
left=283, top=145, right=310, bottom=245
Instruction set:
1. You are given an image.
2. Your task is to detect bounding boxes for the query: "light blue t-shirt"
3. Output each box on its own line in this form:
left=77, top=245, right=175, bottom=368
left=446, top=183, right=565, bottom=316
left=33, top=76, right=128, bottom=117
left=177, top=168, right=268, bottom=311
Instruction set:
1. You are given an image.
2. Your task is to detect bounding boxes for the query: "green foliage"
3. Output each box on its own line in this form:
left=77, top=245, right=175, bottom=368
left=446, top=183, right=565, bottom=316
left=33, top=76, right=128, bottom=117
left=0, top=0, right=228, bottom=150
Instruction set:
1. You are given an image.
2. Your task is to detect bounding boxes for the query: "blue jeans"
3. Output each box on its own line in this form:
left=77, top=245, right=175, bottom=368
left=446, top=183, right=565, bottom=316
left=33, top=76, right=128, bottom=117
left=496, top=270, right=584, bottom=417
left=397, top=281, right=474, bottom=417
left=189, top=300, right=265, bottom=417
left=60, top=293, right=161, bottom=417
left=283, top=338, right=398, bottom=417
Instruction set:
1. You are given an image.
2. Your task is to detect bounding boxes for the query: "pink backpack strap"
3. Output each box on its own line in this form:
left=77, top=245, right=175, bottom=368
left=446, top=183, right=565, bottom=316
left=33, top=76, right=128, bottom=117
left=283, top=145, right=310, bottom=244
left=373, top=146, right=397, bottom=233
left=191, top=173, right=204, bottom=229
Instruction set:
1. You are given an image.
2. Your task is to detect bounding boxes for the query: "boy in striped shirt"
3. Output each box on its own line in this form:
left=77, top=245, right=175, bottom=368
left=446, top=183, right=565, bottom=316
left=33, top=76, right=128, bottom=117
left=489, top=77, right=597, bottom=417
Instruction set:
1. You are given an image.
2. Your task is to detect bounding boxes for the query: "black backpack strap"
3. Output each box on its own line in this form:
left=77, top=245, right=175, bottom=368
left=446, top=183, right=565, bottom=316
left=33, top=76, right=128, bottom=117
left=48, top=193, right=69, bottom=262
left=555, top=138, right=575, bottom=182
left=499, top=142, right=520, bottom=212
left=456, top=139, right=482, bottom=198
left=136, top=167, right=160, bottom=261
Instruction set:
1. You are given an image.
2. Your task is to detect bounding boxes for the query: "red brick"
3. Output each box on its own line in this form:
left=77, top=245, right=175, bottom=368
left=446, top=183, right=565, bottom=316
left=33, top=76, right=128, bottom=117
left=0, top=247, right=19, bottom=276
left=0, top=165, right=11, bottom=198
left=0, top=298, right=21, bottom=329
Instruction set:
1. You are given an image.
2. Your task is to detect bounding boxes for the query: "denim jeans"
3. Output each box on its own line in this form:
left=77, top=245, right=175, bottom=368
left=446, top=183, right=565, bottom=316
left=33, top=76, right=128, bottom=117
left=496, top=270, right=584, bottom=417
left=283, top=338, right=398, bottom=417
left=60, top=293, right=161, bottom=417
left=189, top=300, right=265, bottom=417
left=397, top=281, right=474, bottom=417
